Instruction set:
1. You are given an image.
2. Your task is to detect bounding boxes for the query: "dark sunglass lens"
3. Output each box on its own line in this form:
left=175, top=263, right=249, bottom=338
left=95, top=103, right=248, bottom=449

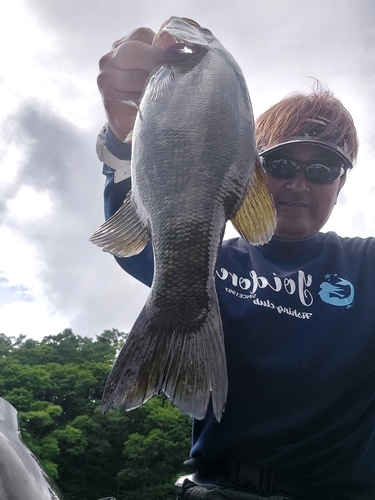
left=265, top=158, right=298, bottom=179
left=305, top=164, right=342, bottom=183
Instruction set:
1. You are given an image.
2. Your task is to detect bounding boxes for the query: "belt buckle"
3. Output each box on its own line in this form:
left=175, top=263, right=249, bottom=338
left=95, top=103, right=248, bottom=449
left=234, top=461, right=275, bottom=495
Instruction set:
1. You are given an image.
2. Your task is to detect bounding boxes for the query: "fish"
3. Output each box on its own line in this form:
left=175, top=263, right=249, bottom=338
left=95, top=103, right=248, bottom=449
left=90, top=16, right=276, bottom=422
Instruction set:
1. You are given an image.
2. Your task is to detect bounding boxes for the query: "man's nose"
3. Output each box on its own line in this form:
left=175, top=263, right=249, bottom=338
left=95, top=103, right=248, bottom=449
left=285, top=168, right=311, bottom=191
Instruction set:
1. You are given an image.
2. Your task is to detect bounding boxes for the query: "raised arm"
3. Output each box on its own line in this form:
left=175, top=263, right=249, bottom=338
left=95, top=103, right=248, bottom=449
left=96, top=28, right=160, bottom=286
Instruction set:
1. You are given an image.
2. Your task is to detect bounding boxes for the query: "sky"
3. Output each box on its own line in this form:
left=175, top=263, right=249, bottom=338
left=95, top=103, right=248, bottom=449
left=1, top=0, right=374, bottom=341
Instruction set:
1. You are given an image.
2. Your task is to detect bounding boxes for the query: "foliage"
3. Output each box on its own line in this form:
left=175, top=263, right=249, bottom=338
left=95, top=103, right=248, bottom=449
left=0, top=329, right=192, bottom=500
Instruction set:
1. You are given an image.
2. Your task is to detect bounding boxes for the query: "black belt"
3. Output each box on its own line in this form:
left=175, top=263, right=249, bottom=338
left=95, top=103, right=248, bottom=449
left=184, top=458, right=313, bottom=498
left=221, top=460, right=276, bottom=495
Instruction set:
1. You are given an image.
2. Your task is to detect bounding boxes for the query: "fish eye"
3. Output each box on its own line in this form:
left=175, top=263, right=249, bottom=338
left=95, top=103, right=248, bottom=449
left=199, top=27, right=212, bottom=35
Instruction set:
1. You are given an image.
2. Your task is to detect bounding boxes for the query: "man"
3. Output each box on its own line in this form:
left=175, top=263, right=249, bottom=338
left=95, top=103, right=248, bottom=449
left=96, top=27, right=375, bottom=500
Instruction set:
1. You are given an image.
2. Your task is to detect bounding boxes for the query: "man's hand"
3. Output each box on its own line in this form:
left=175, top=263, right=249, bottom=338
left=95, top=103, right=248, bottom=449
left=97, top=28, right=160, bottom=141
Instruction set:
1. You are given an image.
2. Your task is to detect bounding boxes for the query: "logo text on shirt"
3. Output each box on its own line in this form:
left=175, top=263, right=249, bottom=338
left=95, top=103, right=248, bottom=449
left=216, top=268, right=313, bottom=306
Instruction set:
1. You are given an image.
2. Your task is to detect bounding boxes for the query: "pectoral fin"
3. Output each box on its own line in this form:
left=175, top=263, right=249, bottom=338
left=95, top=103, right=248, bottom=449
left=148, top=66, right=175, bottom=101
left=123, top=130, right=133, bottom=144
left=109, top=98, right=140, bottom=110
left=231, top=155, right=277, bottom=245
left=90, top=192, right=150, bottom=257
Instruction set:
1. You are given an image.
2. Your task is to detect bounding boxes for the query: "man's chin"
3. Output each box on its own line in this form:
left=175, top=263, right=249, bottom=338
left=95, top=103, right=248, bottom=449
left=274, top=225, right=316, bottom=241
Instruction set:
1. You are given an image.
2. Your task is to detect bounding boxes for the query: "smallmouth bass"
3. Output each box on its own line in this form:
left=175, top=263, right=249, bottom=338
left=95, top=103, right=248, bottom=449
left=91, top=17, right=276, bottom=421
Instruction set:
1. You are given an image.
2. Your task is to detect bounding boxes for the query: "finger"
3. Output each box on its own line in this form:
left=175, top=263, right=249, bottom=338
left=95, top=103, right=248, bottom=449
left=97, top=67, right=150, bottom=95
left=97, top=27, right=159, bottom=141
left=99, top=40, right=160, bottom=73
left=112, top=27, right=155, bottom=49
left=114, top=41, right=160, bottom=71
left=104, top=97, right=139, bottom=141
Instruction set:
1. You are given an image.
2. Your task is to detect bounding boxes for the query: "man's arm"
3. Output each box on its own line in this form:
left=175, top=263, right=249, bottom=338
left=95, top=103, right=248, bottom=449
left=96, top=28, right=160, bottom=286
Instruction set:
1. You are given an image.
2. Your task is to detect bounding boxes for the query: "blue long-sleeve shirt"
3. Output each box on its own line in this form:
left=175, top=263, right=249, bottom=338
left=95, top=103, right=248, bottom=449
left=101, top=128, right=375, bottom=499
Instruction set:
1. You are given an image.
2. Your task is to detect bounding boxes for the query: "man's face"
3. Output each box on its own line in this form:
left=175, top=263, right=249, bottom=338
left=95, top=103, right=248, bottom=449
left=264, top=144, right=347, bottom=240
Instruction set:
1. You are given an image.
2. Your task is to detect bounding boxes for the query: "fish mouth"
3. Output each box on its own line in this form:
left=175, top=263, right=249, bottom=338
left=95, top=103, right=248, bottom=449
left=152, top=17, right=209, bottom=62
left=153, top=31, right=201, bottom=56
left=152, top=31, right=202, bottom=61
left=171, top=42, right=199, bottom=54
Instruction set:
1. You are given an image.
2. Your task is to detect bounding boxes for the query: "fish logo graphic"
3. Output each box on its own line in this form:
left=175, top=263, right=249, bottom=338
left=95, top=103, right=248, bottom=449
left=318, top=274, right=354, bottom=307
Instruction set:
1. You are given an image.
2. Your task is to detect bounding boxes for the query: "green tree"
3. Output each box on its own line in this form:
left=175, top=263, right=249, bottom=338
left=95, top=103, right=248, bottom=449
left=0, top=329, right=192, bottom=500
left=117, top=397, right=192, bottom=500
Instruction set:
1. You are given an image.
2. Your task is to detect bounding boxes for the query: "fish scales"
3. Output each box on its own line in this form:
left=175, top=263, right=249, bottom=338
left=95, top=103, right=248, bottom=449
left=90, top=17, right=276, bottom=421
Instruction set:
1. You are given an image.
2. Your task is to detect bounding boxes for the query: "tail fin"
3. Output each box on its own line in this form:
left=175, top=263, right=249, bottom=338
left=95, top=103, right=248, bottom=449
left=102, top=297, right=227, bottom=422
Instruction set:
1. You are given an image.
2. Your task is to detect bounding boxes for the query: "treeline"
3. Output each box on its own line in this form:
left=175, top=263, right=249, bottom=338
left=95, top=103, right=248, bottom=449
left=0, top=329, right=192, bottom=500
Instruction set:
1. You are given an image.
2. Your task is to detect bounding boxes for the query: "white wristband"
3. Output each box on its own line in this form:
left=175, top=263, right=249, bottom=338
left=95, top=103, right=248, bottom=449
left=96, top=125, right=131, bottom=183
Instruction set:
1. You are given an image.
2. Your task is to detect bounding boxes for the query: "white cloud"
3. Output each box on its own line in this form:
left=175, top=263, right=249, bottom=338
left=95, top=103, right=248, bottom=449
left=0, top=0, right=374, bottom=340
left=6, top=186, right=53, bottom=221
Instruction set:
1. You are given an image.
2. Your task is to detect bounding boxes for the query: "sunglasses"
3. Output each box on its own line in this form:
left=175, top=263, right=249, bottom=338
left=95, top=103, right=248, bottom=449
left=261, top=156, right=346, bottom=184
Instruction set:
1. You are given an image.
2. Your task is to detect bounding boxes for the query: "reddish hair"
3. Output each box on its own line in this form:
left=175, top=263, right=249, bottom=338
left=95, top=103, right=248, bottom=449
left=256, top=83, right=359, bottom=164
